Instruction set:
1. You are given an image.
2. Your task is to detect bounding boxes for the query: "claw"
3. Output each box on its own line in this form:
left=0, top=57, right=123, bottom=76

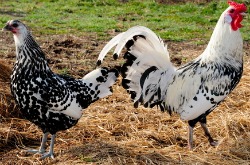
left=39, top=134, right=56, bottom=160
left=40, top=152, right=55, bottom=160
left=26, top=148, right=45, bottom=154
left=24, top=132, right=57, bottom=159
left=200, top=122, right=218, bottom=147
left=210, top=140, right=218, bottom=146
left=26, top=132, right=49, bottom=155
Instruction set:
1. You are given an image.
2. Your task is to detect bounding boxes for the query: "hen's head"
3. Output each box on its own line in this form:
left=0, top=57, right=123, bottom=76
left=2, top=20, right=28, bottom=35
left=225, top=1, right=247, bottom=31
left=2, top=20, right=31, bottom=47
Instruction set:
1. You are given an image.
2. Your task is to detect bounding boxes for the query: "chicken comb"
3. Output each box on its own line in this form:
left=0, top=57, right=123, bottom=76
left=228, top=1, right=247, bottom=12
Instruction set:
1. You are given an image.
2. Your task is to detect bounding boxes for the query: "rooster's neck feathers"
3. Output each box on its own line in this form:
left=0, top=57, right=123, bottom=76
left=200, top=8, right=243, bottom=69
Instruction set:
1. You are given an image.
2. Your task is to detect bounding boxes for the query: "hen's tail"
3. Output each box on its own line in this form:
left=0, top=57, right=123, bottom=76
left=98, top=26, right=176, bottom=110
left=83, top=67, right=119, bottom=99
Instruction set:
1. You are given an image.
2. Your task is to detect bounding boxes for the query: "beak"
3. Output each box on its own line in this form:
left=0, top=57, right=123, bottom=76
left=2, top=24, right=12, bottom=32
left=240, top=12, right=247, bottom=17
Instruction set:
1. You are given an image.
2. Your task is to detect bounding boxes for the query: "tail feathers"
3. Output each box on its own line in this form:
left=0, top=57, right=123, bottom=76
left=129, top=37, right=172, bottom=70
left=121, top=35, right=176, bottom=110
left=83, top=67, right=119, bottom=99
left=97, top=26, right=176, bottom=111
left=97, top=26, right=170, bottom=66
left=122, top=65, right=170, bottom=111
left=114, top=26, right=170, bottom=61
left=97, top=32, right=125, bottom=65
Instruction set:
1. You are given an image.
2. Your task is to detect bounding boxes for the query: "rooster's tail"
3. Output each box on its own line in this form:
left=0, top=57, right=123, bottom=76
left=98, top=26, right=175, bottom=110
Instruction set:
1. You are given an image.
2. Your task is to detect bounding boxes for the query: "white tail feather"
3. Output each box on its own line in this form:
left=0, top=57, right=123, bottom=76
left=83, top=68, right=117, bottom=99
left=98, top=25, right=175, bottom=109
left=97, top=26, right=170, bottom=65
left=126, top=46, right=175, bottom=104
left=129, top=38, right=173, bottom=70
left=98, top=71, right=117, bottom=98
left=114, top=26, right=170, bottom=61
left=98, top=32, right=125, bottom=63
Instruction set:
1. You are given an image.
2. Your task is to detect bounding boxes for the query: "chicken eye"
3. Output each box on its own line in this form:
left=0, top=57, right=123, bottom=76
left=12, top=23, right=18, bottom=27
left=229, top=9, right=235, bottom=13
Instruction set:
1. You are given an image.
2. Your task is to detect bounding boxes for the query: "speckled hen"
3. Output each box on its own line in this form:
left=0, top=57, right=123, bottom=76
left=2, top=20, right=118, bottom=159
left=97, top=1, right=247, bottom=149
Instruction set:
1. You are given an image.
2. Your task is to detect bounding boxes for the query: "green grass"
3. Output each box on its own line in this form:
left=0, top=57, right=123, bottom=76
left=79, top=155, right=96, bottom=163
left=0, top=0, right=249, bottom=41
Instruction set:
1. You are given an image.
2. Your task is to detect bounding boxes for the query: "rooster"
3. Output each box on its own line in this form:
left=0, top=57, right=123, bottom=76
left=97, top=1, right=247, bottom=149
left=2, top=20, right=118, bottom=159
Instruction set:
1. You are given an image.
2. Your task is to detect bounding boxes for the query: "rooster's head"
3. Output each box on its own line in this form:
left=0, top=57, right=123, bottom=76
left=225, top=1, right=247, bottom=31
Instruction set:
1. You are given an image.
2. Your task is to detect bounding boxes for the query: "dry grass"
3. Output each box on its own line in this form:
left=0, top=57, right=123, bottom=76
left=0, top=33, right=249, bottom=164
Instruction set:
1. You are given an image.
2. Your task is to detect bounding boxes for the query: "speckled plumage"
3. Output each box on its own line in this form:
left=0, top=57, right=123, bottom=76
left=97, top=2, right=247, bottom=149
left=3, top=20, right=118, bottom=159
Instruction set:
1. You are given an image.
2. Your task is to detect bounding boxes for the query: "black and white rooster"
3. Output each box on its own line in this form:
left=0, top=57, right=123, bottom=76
left=97, top=1, right=247, bottom=149
left=3, top=20, right=118, bottom=159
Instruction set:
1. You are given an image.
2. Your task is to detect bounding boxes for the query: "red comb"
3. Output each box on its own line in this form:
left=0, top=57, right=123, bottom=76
left=228, top=1, right=247, bottom=12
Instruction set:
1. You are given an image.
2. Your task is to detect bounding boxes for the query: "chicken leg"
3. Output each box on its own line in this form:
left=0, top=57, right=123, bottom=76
left=40, top=134, right=56, bottom=159
left=27, top=132, right=49, bottom=154
left=199, top=117, right=218, bottom=146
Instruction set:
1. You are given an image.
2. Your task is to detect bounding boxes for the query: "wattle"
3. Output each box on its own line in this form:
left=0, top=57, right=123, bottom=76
left=231, top=15, right=243, bottom=31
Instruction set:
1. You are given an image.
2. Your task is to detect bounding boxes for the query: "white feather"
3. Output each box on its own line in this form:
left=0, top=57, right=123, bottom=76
left=98, top=32, right=125, bottom=63
left=83, top=68, right=117, bottom=98
left=114, top=26, right=170, bottom=61
left=60, top=96, right=82, bottom=119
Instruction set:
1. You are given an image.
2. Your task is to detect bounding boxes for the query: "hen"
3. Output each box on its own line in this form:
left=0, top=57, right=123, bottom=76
left=97, top=1, right=247, bottom=149
left=3, top=20, right=118, bottom=159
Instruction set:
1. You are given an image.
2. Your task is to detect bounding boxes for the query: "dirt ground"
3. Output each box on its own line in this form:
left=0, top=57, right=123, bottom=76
left=0, top=30, right=250, bottom=165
